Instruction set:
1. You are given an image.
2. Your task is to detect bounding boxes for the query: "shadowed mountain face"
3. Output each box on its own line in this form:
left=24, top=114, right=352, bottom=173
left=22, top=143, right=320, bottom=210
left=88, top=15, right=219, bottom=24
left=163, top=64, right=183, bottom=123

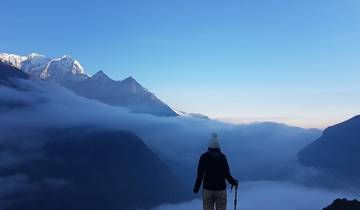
left=0, top=62, right=28, bottom=87
left=298, top=115, right=360, bottom=179
left=0, top=128, right=189, bottom=210
left=64, top=71, right=178, bottom=116
left=0, top=62, right=35, bottom=111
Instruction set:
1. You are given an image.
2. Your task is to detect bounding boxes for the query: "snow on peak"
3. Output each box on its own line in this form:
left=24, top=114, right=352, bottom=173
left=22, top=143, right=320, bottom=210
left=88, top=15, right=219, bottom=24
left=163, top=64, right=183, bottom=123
left=0, top=52, right=87, bottom=82
left=0, top=52, right=46, bottom=67
left=40, top=55, right=86, bottom=81
left=61, top=54, right=70, bottom=58
left=28, top=53, right=45, bottom=59
left=52, top=55, right=85, bottom=75
left=0, top=53, right=27, bottom=69
left=72, top=59, right=85, bottom=74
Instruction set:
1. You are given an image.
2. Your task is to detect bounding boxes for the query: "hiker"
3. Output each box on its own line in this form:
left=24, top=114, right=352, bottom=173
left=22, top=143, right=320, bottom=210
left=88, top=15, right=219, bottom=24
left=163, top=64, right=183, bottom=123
left=193, top=133, right=238, bottom=210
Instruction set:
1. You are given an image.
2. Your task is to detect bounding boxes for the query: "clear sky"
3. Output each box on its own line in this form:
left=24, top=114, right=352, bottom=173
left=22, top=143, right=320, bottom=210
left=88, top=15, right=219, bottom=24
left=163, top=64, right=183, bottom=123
left=1, top=0, right=359, bottom=128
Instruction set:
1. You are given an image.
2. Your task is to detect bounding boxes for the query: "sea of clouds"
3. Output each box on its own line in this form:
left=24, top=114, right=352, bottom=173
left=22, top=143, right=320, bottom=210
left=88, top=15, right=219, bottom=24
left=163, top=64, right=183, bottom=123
left=1, top=78, right=357, bottom=209
left=153, top=181, right=359, bottom=210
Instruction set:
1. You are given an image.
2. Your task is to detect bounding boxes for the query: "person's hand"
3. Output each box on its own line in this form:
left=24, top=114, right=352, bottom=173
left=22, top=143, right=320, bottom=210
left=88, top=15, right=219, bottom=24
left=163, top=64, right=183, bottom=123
left=232, top=179, right=239, bottom=188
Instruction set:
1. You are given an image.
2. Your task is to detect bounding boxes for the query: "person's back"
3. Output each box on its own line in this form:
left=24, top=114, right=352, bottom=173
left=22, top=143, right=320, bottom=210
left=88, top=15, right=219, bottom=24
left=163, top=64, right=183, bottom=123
left=193, top=133, right=238, bottom=210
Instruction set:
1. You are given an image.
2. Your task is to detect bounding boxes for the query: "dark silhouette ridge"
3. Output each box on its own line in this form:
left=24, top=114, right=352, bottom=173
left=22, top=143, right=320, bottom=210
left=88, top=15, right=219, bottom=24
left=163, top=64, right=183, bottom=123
left=0, top=61, right=29, bottom=87
left=323, top=198, right=360, bottom=210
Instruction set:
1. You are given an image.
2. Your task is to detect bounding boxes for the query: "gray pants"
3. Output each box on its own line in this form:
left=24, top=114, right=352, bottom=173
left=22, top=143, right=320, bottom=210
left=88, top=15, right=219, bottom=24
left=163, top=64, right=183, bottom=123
left=202, top=189, right=227, bottom=210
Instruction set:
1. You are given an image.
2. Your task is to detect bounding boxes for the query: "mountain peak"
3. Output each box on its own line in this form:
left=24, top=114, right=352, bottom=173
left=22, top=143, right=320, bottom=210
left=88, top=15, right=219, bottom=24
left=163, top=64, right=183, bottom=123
left=92, top=70, right=112, bottom=80
left=54, top=55, right=76, bottom=63
left=122, top=76, right=141, bottom=85
left=60, top=54, right=72, bottom=59
left=28, top=52, right=45, bottom=58
left=34, top=54, right=87, bottom=81
left=95, top=70, right=105, bottom=75
left=298, top=114, right=360, bottom=180
left=123, top=76, right=135, bottom=81
left=0, top=53, right=27, bottom=69
left=121, top=76, right=144, bottom=90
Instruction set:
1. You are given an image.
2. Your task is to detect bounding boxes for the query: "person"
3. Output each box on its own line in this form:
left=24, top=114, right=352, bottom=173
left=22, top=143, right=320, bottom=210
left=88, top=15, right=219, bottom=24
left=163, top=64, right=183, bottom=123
left=193, top=133, right=238, bottom=210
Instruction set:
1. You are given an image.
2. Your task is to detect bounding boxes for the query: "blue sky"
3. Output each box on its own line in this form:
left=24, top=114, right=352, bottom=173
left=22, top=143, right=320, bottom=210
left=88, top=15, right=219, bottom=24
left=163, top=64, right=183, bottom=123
left=1, top=0, right=359, bottom=128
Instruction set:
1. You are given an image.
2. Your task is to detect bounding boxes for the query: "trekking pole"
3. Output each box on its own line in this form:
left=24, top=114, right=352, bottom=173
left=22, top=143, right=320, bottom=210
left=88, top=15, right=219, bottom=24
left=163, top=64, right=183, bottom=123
left=234, top=185, right=238, bottom=210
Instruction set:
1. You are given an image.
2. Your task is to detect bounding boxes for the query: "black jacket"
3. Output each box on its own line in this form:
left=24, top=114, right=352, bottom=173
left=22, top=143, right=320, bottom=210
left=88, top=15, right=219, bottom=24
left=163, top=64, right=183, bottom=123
left=193, top=148, right=237, bottom=192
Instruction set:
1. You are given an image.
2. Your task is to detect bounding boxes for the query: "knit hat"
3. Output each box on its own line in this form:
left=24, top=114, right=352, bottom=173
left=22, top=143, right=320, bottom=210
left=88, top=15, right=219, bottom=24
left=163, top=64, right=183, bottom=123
left=209, top=133, right=220, bottom=149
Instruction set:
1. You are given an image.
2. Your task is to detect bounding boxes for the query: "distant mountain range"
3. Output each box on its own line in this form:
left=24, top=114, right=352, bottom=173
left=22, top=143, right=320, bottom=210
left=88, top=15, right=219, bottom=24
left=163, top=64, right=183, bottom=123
left=0, top=52, right=178, bottom=116
left=298, top=115, right=360, bottom=179
left=64, top=70, right=177, bottom=116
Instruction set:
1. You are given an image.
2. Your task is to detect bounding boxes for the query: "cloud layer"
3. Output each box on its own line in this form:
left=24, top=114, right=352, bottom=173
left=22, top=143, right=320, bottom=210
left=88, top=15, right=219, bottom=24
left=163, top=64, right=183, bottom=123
left=0, top=79, right=322, bottom=186
left=1, top=78, right=350, bottom=210
left=152, top=181, right=360, bottom=210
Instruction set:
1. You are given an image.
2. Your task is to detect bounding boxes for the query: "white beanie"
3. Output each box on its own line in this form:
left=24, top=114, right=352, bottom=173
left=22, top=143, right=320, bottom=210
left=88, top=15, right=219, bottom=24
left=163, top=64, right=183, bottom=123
left=209, top=133, right=220, bottom=149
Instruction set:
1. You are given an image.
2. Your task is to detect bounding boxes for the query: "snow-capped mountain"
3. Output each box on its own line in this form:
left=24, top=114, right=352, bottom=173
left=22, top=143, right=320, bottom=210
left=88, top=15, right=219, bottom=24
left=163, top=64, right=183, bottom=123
left=65, top=70, right=178, bottom=116
left=0, top=53, right=27, bottom=69
left=21, top=53, right=51, bottom=77
left=1, top=52, right=178, bottom=116
left=0, top=53, right=88, bottom=82
left=40, top=55, right=88, bottom=82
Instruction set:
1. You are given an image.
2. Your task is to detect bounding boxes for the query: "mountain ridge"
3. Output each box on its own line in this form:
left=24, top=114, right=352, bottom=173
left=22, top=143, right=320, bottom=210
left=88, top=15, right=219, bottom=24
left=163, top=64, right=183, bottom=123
left=0, top=52, right=178, bottom=116
left=65, top=70, right=177, bottom=116
left=0, top=52, right=87, bottom=82
left=298, top=115, right=360, bottom=181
